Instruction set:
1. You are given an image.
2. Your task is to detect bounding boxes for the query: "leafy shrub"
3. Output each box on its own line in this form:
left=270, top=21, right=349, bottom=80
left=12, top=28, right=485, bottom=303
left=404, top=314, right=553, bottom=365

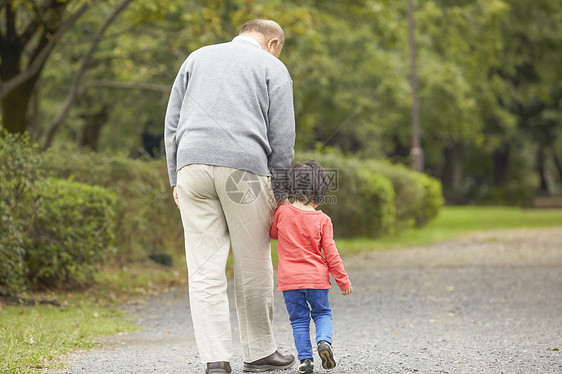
left=0, top=210, right=28, bottom=294
left=354, top=165, right=396, bottom=236
left=297, top=151, right=395, bottom=237
left=42, top=145, right=181, bottom=262
left=414, top=172, right=444, bottom=226
left=1, top=131, right=117, bottom=294
left=297, top=149, right=444, bottom=235
left=0, top=130, right=42, bottom=294
left=364, top=160, right=424, bottom=228
left=365, top=160, right=444, bottom=228
left=27, top=178, right=117, bottom=287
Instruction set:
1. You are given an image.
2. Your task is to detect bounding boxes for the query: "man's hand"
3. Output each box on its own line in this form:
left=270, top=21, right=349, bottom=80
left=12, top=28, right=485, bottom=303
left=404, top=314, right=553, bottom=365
left=341, top=285, right=353, bottom=295
left=173, top=186, right=180, bottom=209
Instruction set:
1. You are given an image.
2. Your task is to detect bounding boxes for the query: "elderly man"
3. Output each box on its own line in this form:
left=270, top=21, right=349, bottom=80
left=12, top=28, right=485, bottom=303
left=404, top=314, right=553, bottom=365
left=164, top=19, right=296, bottom=374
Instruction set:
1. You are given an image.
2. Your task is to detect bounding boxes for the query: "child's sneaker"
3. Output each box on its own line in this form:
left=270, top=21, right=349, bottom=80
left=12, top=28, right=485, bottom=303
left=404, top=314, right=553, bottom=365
left=317, top=340, right=336, bottom=369
left=298, top=358, right=314, bottom=373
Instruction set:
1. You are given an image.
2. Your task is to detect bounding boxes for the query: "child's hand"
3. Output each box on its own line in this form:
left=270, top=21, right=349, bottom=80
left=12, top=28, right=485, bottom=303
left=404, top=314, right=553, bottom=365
left=341, top=285, right=353, bottom=295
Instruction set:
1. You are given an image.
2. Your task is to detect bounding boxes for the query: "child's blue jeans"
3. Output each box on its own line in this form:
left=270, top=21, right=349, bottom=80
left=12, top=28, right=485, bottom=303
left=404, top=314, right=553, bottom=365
left=283, top=288, right=333, bottom=361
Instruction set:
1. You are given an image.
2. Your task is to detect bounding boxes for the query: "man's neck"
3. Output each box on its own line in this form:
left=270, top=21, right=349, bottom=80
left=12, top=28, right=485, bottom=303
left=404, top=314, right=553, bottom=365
left=237, top=32, right=266, bottom=49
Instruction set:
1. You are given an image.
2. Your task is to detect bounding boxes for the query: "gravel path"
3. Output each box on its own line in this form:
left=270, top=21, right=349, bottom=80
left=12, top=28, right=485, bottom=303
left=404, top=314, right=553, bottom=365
left=47, top=227, right=562, bottom=373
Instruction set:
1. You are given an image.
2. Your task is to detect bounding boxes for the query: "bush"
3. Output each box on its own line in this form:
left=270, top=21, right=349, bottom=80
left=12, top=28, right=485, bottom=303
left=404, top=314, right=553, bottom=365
left=364, top=160, right=424, bottom=228
left=26, top=178, right=116, bottom=287
left=414, top=172, right=444, bottom=226
left=42, top=145, right=181, bottom=262
left=297, top=151, right=395, bottom=237
left=0, top=211, right=28, bottom=294
left=365, top=160, right=444, bottom=228
left=354, top=165, right=396, bottom=236
left=296, top=149, right=444, bottom=236
left=0, top=131, right=117, bottom=294
left=0, top=130, right=42, bottom=294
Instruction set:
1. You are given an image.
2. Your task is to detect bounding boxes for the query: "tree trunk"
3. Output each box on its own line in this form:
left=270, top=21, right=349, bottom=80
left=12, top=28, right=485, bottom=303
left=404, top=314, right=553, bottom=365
left=552, top=150, right=562, bottom=190
left=493, top=143, right=510, bottom=185
left=0, top=76, right=38, bottom=133
left=0, top=1, right=90, bottom=133
left=407, top=0, right=423, bottom=172
left=442, top=142, right=464, bottom=202
left=77, top=106, right=109, bottom=151
left=41, top=0, right=134, bottom=149
left=537, top=146, right=548, bottom=194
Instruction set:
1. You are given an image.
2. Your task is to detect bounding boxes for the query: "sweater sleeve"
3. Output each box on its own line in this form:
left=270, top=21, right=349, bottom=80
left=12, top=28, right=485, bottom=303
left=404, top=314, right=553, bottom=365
left=321, top=217, right=351, bottom=291
left=267, top=80, right=295, bottom=200
left=164, top=61, right=188, bottom=187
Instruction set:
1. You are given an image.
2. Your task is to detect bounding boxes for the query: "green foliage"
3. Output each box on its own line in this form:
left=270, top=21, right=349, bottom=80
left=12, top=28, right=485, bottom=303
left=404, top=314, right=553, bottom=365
left=355, top=165, right=396, bottom=236
left=42, top=145, right=182, bottom=262
left=0, top=210, right=27, bottom=294
left=27, top=178, right=116, bottom=287
left=298, top=149, right=443, bottom=236
left=297, top=150, right=396, bottom=237
left=364, top=160, right=425, bottom=228
left=364, top=160, right=444, bottom=228
left=4, top=0, right=560, bottom=207
left=0, top=130, right=42, bottom=294
left=0, top=132, right=117, bottom=294
left=464, top=141, right=539, bottom=205
left=415, top=172, right=444, bottom=226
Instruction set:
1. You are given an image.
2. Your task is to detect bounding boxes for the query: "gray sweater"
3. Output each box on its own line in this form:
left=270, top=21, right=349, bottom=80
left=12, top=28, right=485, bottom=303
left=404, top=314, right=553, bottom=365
left=164, top=36, right=295, bottom=194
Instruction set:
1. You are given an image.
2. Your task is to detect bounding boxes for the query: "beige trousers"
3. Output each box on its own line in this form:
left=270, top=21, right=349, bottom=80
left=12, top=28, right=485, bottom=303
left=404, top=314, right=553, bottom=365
left=176, top=164, right=277, bottom=363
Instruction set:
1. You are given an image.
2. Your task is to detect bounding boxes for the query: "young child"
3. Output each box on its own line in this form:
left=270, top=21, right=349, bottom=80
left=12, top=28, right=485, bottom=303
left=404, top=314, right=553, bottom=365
left=270, top=160, right=353, bottom=373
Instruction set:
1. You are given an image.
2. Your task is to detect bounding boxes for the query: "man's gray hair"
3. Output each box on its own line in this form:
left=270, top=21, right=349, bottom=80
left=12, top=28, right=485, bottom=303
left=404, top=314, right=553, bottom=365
left=240, top=19, right=284, bottom=42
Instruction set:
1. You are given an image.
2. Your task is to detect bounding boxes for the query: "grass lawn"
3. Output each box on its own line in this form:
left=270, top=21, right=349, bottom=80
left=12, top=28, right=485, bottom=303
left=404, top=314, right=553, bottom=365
left=0, top=261, right=186, bottom=373
left=0, top=301, right=138, bottom=373
left=333, top=205, right=562, bottom=257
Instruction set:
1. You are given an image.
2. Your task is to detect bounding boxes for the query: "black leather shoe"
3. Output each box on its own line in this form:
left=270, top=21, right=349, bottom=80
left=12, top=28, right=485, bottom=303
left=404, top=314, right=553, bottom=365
left=206, top=361, right=232, bottom=374
left=243, top=350, right=296, bottom=372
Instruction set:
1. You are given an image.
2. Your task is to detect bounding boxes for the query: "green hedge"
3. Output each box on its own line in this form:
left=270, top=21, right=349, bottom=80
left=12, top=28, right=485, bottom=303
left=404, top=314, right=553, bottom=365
left=2, top=133, right=442, bottom=292
left=297, top=151, right=395, bottom=237
left=415, top=172, right=444, bottom=227
left=42, top=145, right=181, bottom=263
left=297, top=150, right=443, bottom=236
left=27, top=178, right=116, bottom=287
left=364, top=160, right=443, bottom=228
left=0, top=131, right=117, bottom=294
left=40, top=145, right=442, bottom=248
left=0, top=131, right=41, bottom=294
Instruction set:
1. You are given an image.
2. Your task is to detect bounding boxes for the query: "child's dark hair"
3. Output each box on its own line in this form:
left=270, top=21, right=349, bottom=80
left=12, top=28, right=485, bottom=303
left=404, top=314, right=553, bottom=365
left=287, top=160, right=329, bottom=205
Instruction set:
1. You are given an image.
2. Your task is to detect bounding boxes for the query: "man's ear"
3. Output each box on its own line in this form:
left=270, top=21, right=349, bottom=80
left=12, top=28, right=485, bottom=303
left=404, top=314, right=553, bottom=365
left=268, top=38, right=280, bottom=51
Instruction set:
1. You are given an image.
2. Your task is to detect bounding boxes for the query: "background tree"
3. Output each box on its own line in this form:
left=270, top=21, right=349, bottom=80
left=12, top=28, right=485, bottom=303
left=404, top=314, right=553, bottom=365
left=2, top=0, right=561, bottom=202
left=0, top=0, right=91, bottom=133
